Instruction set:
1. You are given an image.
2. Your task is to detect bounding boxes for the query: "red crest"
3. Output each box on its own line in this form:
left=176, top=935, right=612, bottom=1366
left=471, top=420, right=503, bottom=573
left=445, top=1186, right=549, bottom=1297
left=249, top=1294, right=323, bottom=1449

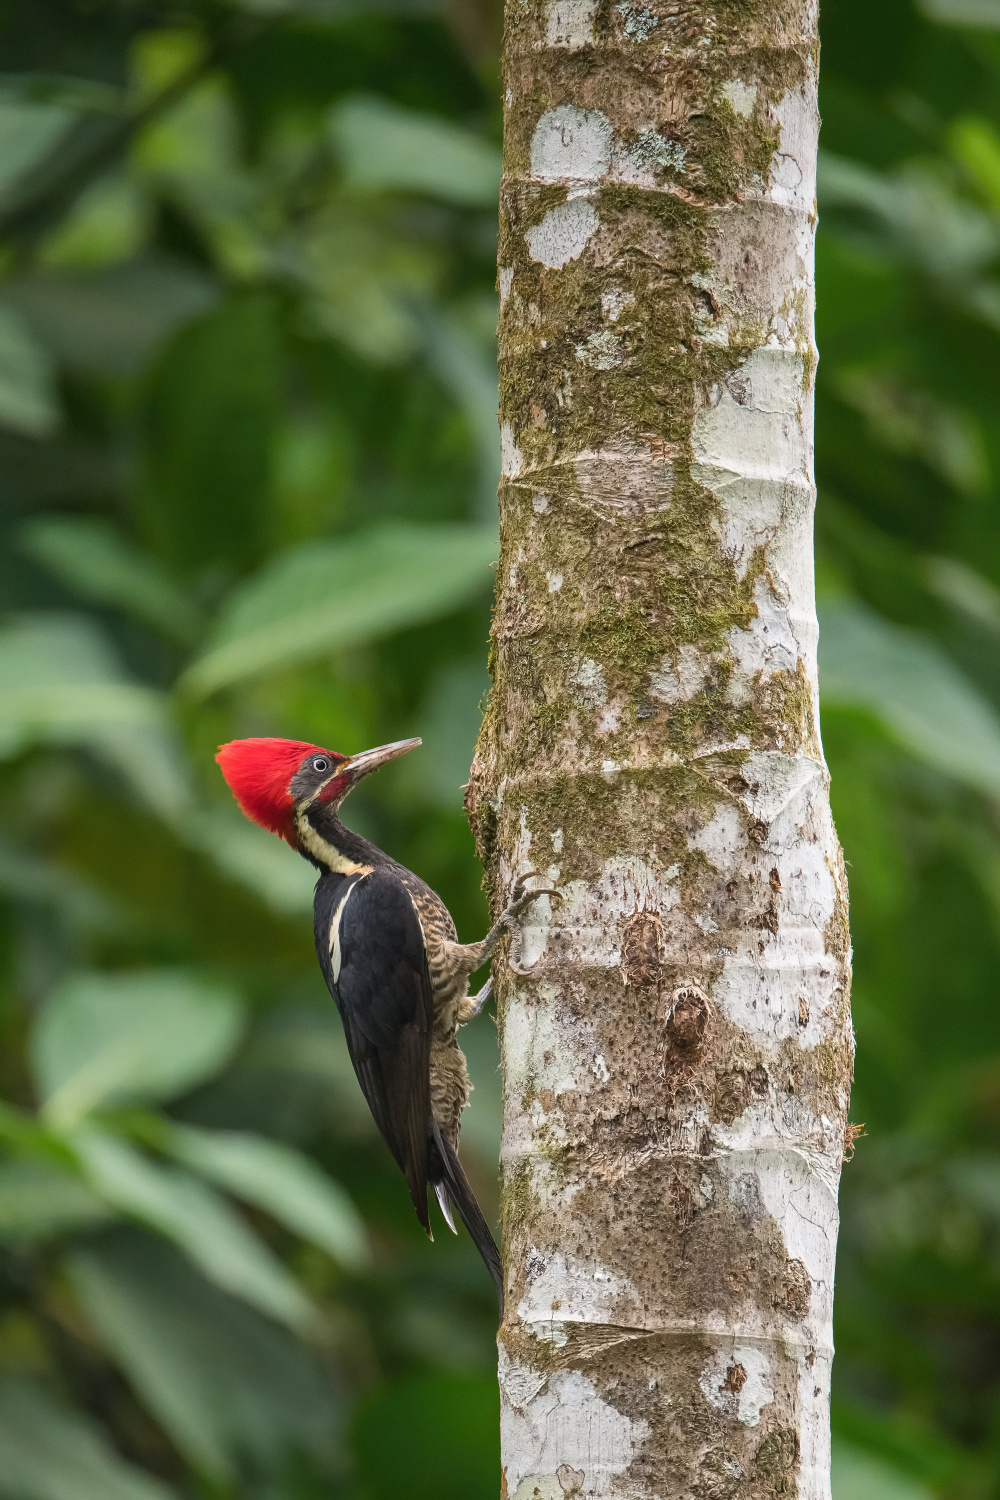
left=216, top=738, right=341, bottom=846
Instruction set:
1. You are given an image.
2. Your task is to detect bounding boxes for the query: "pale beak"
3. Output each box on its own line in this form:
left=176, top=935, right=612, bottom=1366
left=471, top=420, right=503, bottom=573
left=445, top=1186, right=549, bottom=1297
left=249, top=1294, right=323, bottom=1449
left=344, top=737, right=421, bottom=782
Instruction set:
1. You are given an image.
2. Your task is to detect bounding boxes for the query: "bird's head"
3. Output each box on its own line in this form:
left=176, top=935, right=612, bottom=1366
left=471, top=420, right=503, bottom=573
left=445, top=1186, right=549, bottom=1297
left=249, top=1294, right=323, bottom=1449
left=215, top=736, right=421, bottom=847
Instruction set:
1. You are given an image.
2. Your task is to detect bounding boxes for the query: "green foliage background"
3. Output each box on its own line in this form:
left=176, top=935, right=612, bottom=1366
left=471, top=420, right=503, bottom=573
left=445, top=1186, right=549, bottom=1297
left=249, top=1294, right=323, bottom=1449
left=0, top=1, right=996, bottom=1496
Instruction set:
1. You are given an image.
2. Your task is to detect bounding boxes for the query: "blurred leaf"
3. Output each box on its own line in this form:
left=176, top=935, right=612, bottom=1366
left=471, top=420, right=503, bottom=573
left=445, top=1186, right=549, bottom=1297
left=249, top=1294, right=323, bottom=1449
left=0, top=1103, right=76, bottom=1168
left=948, top=1153, right=1000, bottom=1215
left=819, top=152, right=1000, bottom=278
left=950, top=115, right=1000, bottom=211
left=0, top=1159, right=111, bottom=1241
left=21, top=517, right=200, bottom=643
left=69, top=1231, right=338, bottom=1480
left=330, top=95, right=500, bottom=206
left=924, top=554, right=1000, bottom=631
left=831, top=1441, right=933, bottom=1500
left=0, top=615, right=161, bottom=746
left=460, top=1012, right=502, bottom=1165
left=40, top=173, right=151, bottom=269
left=34, top=970, right=245, bottom=1127
left=0, top=301, right=59, bottom=437
left=0, top=614, right=190, bottom=819
left=70, top=1129, right=315, bottom=1331
left=351, top=1372, right=499, bottom=1500
left=131, top=29, right=207, bottom=101
left=300, top=206, right=439, bottom=363
left=422, top=305, right=500, bottom=521
left=819, top=599, right=1000, bottom=799
left=832, top=1400, right=964, bottom=1489
left=397, top=656, right=487, bottom=808
left=0, top=1376, right=175, bottom=1500
left=165, top=1124, right=368, bottom=1270
left=139, top=293, right=278, bottom=573
left=0, top=76, right=123, bottom=114
left=836, top=369, right=989, bottom=494
left=919, top=0, right=1000, bottom=23
left=0, top=426, right=116, bottom=502
left=0, top=840, right=118, bottom=934
left=237, top=1008, right=376, bottom=1133
left=0, top=95, right=76, bottom=204
left=133, top=65, right=261, bottom=279
left=182, top=522, right=497, bottom=696
left=3, top=257, right=218, bottom=375
left=185, top=808, right=316, bottom=914
left=231, top=0, right=437, bottom=13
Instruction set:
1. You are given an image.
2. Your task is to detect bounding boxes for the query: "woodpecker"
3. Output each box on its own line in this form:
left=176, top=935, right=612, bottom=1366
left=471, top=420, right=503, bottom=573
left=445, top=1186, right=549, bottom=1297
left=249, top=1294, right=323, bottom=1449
left=216, top=735, right=553, bottom=1314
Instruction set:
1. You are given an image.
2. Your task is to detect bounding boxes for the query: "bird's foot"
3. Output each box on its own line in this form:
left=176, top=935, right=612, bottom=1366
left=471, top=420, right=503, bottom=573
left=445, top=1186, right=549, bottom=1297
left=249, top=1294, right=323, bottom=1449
left=502, top=872, right=562, bottom=974
left=502, top=870, right=561, bottom=927
left=458, top=974, right=493, bottom=1023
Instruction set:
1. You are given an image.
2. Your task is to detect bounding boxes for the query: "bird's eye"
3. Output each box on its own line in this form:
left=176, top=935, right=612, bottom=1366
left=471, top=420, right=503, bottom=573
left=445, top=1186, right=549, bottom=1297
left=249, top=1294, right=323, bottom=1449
left=312, top=756, right=331, bottom=773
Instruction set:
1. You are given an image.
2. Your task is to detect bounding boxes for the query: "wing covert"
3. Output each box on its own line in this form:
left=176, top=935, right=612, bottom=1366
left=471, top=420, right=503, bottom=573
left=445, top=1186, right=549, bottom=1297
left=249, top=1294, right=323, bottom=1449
left=314, top=868, right=433, bottom=1229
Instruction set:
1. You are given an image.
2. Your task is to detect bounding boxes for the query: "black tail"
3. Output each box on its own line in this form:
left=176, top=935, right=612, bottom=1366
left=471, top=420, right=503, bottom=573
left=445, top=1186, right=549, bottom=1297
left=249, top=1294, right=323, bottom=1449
left=429, top=1120, right=504, bottom=1317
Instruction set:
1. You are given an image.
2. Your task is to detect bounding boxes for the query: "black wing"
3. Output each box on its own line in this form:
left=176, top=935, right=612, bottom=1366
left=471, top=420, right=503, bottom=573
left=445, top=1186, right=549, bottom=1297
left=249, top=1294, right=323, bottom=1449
left=314, top=868, right=433, bottom=1231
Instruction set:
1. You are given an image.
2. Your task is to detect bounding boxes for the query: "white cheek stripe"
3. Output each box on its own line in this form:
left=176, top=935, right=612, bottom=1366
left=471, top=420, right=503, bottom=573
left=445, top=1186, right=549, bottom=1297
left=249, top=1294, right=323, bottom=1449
left=329, top=877, right=365, bottom=984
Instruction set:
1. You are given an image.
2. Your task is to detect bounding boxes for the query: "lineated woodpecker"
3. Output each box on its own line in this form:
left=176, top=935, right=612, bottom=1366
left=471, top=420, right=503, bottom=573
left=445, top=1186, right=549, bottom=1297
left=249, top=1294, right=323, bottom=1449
left=216, top=735, right=554, bottom=1313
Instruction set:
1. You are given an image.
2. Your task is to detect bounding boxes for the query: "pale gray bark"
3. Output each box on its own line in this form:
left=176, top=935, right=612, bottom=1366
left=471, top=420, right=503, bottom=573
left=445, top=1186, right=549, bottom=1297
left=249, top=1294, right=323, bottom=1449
left=467, top=4, right=852, bottom=1497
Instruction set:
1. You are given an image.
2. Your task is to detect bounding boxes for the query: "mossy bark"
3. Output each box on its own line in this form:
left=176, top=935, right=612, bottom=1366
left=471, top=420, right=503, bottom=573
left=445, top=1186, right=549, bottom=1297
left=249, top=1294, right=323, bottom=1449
left=467, top=3, right=852, bottom=1496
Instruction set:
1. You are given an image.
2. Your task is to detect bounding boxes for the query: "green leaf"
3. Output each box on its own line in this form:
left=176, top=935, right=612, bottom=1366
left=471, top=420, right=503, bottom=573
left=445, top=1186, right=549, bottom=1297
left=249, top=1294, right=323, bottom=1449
left=139, top=292, right=278, bottom=573
left=396, top=656, right=488, bottom=809
left=0, top=839, right=118, bottom=934
left=819, top=599, right=1000, bottom=801
left=299, top=206, right=436, bottom=363
left=34, top=970, right=245, bottom=1127
left=0, top=1376, right=175, bottom=1500
left=0, top=614, right=161, bottom=746
left=21, top=518, right=201, bottom=643
left=0, top=95, right=76, bottom=204
left=832, top=1442, right=933, bottom=1500
left=181, top=522, right=498, bottom=696
left=0, top=1102, right=77, bottom=1167
left=237, top=1009, right=376, bottom=1133
left=330, top=95, right=500, bottom=206
left=924, top=554, right=1000, bottom=632
left=457, top=1013, right=502, bottom=1165
left=949, top=115, right=1000, bottom=212
left=422, top=304, right=501, bottom=521
left=39, top=173, right=151, bottom=270
left=948, top=1153, right=1000, bottom=1215
left=70, top=1130, right=315, bottom=1331
left=0, top=614, right=191, bottom=820
left=0, top=1159, right=111, bottom=1241
left=232, top=0, right=437, bottom=13
left=819, top=152, right=999, bottom=278
left=184, top=808, right=317, bottom=914
left=0, top=301, right=59, bottom=437
left=165, top=1124, right=369, bottom=1270
left=68, top=1232, right=337, bottom=1480
left=919, top=0, right=1000, bottom=24
left=3, top=258, right=218, bottom=377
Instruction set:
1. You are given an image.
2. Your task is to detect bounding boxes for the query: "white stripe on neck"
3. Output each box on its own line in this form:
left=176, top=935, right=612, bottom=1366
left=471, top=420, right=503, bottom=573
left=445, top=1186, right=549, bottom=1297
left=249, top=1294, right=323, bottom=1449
left=295, top=812, right=372, bottom=876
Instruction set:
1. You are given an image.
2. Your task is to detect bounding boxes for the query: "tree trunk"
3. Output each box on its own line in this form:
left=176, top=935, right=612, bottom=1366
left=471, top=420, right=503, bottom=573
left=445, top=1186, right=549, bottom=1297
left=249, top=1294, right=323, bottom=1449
left=467, top=3, right=852, bottom=1497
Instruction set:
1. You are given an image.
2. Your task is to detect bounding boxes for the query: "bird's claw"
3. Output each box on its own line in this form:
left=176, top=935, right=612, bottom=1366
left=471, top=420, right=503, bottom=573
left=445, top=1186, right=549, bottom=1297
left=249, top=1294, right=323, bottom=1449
left=503, top=870, right=562, bottom=924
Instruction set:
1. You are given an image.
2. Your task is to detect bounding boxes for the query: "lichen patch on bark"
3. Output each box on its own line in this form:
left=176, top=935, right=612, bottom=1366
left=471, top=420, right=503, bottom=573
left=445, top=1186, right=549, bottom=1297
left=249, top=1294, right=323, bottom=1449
left=469, top=2, right=851, bottom=1496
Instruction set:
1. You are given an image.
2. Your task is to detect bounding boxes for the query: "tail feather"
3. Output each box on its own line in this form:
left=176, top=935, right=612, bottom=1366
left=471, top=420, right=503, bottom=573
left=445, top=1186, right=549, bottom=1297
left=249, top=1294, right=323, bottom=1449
left=429, top=1120, right=504, bottom=1317
left=434, top=1181, right=458, bottom=1234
